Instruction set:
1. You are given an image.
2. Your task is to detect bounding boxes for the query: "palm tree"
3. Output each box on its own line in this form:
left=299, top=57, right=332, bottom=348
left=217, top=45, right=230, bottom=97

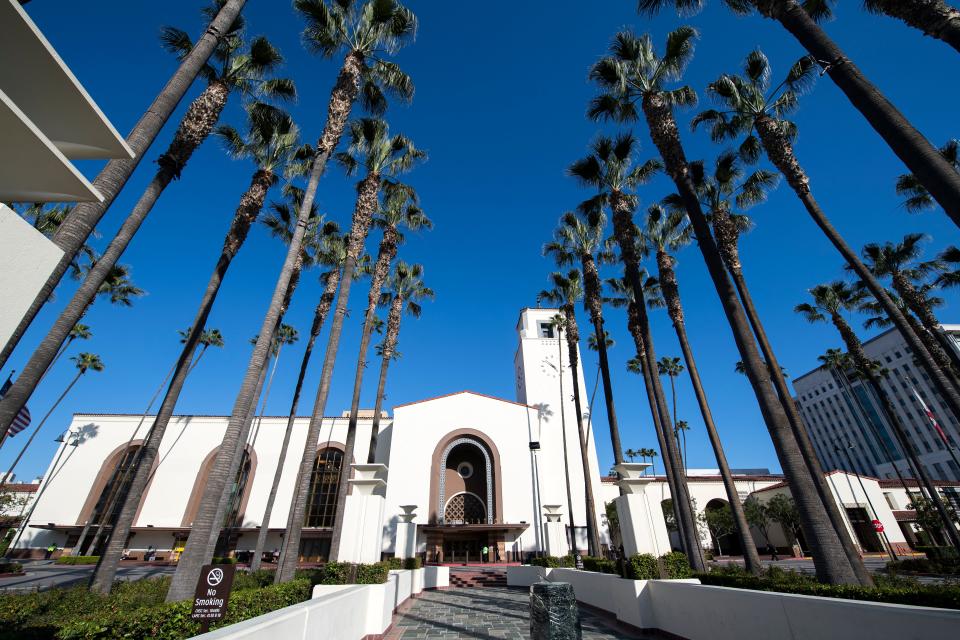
left=545, top=210, right=625, bottom=467
left=567, top=135, right=705, bottom=570
left=673, top=420, right=690, bottom=471
left=643, top=204, right=762, bottom=573
left=656, top=357, right=684, bottom=427
left=44, top=324, right=92, bottom=380
left=694, top=48, right=960, bottom=430
left=862, top=1, right=960, bottom=55
left=92, top=104, right=302, bottom=595
left=861, top=234, right=960, bottom=375
left=0, top=0, right=251, bottom=370
left=589, top=27, right=861, bottom=585
left=0, top=20, right=294, bottom=442
left=365, top=261, right=434, bottom=463
left=278, top=118, right=422, bottom=581
left=796, top=284, right=960, bottom=550
left=540, top=271, right=601, bottom=557
left=635, top=0, right=960, bottom=223
left=0, top=353, right=104, bottom=486
left=625, top=448, right=638, bottom=462
left=896, top=140, right=959, bottom=213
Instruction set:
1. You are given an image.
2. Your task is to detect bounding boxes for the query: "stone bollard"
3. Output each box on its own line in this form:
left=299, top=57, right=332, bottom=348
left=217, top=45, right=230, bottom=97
left=530, top=581, right=581, bottom=640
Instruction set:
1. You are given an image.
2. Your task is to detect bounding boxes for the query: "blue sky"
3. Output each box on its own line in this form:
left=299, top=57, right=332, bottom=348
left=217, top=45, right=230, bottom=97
left=4, top=1, right=958, bottom=481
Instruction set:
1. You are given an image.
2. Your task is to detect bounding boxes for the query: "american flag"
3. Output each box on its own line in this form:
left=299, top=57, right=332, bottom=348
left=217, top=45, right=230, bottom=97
left=912, top=387, right=951, bottom=447
left=0, top=376, right=31, bottom=437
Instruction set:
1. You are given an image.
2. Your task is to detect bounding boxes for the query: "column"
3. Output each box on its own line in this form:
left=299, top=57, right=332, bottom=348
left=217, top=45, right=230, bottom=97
left=394, top=504, right=418, bottom=559
left=614, top=463, right=670, bottom=558
left=541, top=504, right=569, bottom=558
left=333, top=463, right=388, bottom=564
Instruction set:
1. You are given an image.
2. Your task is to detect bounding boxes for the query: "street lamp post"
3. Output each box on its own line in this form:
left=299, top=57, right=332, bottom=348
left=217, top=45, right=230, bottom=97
left=837, top=439, right=898, bottom=562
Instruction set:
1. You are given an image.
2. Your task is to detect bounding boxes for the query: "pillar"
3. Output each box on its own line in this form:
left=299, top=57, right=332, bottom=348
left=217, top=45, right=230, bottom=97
left=333, top=463, right=388, bottom=564
left=613, top=463, right=670, bottom=558
left=542, top=505, right=569, bottom=558
left=394, top=504, right=418, bottom=559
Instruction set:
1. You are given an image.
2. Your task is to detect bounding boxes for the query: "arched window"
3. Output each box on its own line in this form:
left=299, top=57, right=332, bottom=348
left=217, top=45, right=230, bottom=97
left=444, top=492, right=486, bottom=524
left=78, top=445, right=141, bottom=555
left=304, top=448, right=344, bottom=528
left=223, top=449, right=253, bottom=528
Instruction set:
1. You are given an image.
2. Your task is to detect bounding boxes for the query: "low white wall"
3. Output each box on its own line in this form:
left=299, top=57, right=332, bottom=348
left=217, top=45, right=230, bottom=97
left=505, top=566, right=960, bottom=639
left=194, top=568, right=433, bottom=640
left=423, top=565, right=448, bottom=589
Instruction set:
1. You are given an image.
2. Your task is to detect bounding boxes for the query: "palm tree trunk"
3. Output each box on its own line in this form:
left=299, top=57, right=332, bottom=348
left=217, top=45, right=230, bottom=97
left=555, top=319, right=579, bottom=560
left=250, top=269, right=341, bottom=571
left=164, top=155, right=318, bottom=602
left=562, top=309, right=602, bottom=557
left=890, top=274, right=960, bottom=376
left=89, top=170, right=273, bottom=594
left=656, top=253, right=762, bottom=574
left=0, top=80, right=232, bottom=443
left=866, top=1, right=960, bottom=55
left=642, top=92, right=858, bottom=585
left=754, top=115, right=960, bottom=448
left=276, top=172, right=380, bottom=584
left=760, top=0, right=960, bottom=226
left=610, top=203, right=701, bottom=566
left=330, top=228, right=399, bottom=557
left=0, top=371, right=83, bottom=486
left=0, top=0, right=248, bottom=371
left=367, top=281, right=404, bottom=463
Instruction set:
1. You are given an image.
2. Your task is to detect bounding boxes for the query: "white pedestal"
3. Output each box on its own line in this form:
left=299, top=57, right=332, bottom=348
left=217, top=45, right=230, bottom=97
left=542, top=504, right=569, bottom=558
left=333, top=464, right=388, bottom=563
left=394, top=504, right=418, bottom=559
left=614, top=463, right=670, bottom=557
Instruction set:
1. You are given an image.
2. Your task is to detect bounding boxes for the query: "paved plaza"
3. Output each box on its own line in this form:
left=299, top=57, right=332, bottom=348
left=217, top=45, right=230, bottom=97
left=384, top=586, right=652, bottom=639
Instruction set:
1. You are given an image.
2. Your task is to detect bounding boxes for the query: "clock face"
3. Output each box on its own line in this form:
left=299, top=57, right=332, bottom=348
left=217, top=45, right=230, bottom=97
left=540, top=356, right=559, bottom=378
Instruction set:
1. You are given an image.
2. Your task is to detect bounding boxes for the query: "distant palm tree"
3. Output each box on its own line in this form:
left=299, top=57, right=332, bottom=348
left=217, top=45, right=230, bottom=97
left=648, top=449, right=658, bottom=475
left=589, top=26, right=858, bottom=584
left=545, top=210, right=624, bottom=466
left=636, top=0, right=960, bottom=222
left=625, top=448, right=637, bottom=462
left=0, top=0, right=252, bottom=371
left=797, top=283, right=960, bottom=551
left=694, top=48, right=960, bottom=431
left=92, top=104, right=302, bottom=595
left=0, top=353, right=103, bottom=485
left=896, top=140, right=959, bottom=213
left=365, top=261, right=434, bottom=462
left=45, top=324, right=92, bottom=379
left=861, top=1, right=960, bottom=54
left=541, top=271, right=601, bottom=557
left=656, top=357, right=684, bottom=427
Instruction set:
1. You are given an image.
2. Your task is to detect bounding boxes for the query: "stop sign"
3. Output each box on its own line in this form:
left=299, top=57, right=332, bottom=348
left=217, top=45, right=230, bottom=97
left=872, top=519, right=884, bottom=532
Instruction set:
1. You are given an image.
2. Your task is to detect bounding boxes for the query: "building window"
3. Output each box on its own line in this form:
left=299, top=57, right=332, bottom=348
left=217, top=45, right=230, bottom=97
left=304, top=448, right=344, bottom=528
left=538, top=322, right=555, bottom=339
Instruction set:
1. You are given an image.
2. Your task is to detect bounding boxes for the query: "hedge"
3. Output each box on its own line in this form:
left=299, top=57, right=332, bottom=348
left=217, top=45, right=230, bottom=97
left=626, top=554, right=658, bottom=580
left=0, top=562, right=22, bottom=574
left=661, top=552, right=692, bottom=579
left=55, top=556, right=99, bottom=565
left=0, top=577, right=311, bottom=640
left=581, top=556, right=617, bottom=574
left=697, top=566, right=960, bottom=610
left=529, top=555, right=575, bottom=568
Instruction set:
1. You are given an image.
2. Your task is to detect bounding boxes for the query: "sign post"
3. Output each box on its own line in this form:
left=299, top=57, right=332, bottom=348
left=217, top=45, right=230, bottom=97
left=190, top=564, right=236, bottom=634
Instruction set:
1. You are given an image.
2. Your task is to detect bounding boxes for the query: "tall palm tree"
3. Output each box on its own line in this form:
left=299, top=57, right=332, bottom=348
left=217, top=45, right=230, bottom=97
left=42, top=324, right=93, bottom=383
left=693, top=48, right=960, bottom=429
left=625, top=448, right=638, bottom=462
left=365, top=261, right=434, bottom=462
left=656, top=356, right=684, bottom=427
left=545, top=210, right=625, bottom=467
left=279, top=117, right=423, bottom=581
left=861, top=234, right=960, bottom=375
left=589, top=27, right=862, bottom=585
left=643, top=204, right=762, bottom=573
left=567, top=135, right=705, bottom=570
left=92, top=104, right=302, bottom=595
left=540, top=271, right=602, bottom=557
left=0, top=21, right=295, bottom=442
left=796, top=283, right=960, bottom=550
left=635, top=0, right=960, bottom=224
left=0, top=0, right=251, bottom=370
left=863, top=1, right=960, bottom=55
left=609, top=274, right=698, bottom=560
left=896, top=140, right=959, bottom=213
left=0, top=353, right=104, bottom=486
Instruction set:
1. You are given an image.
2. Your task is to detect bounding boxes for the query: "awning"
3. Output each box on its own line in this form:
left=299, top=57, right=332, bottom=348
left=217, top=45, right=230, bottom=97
left=0, top=0, right=132, bottom=160
left=421, top=523, right=530, bottom=534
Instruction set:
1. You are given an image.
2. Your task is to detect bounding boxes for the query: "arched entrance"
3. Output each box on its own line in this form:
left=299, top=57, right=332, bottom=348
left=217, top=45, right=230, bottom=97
left=299, top=446, right=345, bottom=562
left=75, top=442, right=145, bottom=555
left=704, top=499, right=742, bottom=557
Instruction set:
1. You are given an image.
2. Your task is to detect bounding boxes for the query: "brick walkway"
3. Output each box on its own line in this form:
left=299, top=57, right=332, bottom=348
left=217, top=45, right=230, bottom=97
left=384, top=587, right=653, bottom=639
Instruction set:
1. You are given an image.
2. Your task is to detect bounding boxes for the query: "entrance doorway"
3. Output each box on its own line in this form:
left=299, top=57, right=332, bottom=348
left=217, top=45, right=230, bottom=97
left=443, top=534, right=489, bottom=563
left=846, top=507, right=884, bottom=552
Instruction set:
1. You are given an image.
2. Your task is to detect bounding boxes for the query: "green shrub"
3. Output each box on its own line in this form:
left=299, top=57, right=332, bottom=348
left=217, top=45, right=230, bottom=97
left=627, top=553, right=659, bottom=580
left=888, top=552, right=960, bottom=576
left=385, top=557, right=404, bottom=570
left=55, top=556, right=99, bottom=565
left=210, top=556, right=238, bottom=565
left=529, top=555, right=575, bottom=568
left=660, top=552, right=692, bottom=579
left=581, top=556, right=617, bottom=574
left=314, top=562, right=350, bottom=585
left=917, top=546, right=960, bottom=563
left=403, top=557, right=422, bottom=570
left=356, top=562, right=389, bottom=584
left=696, top=570, right=960, bottom=610
left=0, top=562, right=22, bottom=574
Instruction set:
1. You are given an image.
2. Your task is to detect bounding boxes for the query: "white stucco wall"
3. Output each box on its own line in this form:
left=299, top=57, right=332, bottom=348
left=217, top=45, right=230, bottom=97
left=0, top=204, right=63, bottom=349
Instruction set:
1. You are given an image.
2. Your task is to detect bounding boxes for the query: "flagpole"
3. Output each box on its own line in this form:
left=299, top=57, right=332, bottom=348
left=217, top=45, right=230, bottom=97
left=912, top=388, right=960, bottom=475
